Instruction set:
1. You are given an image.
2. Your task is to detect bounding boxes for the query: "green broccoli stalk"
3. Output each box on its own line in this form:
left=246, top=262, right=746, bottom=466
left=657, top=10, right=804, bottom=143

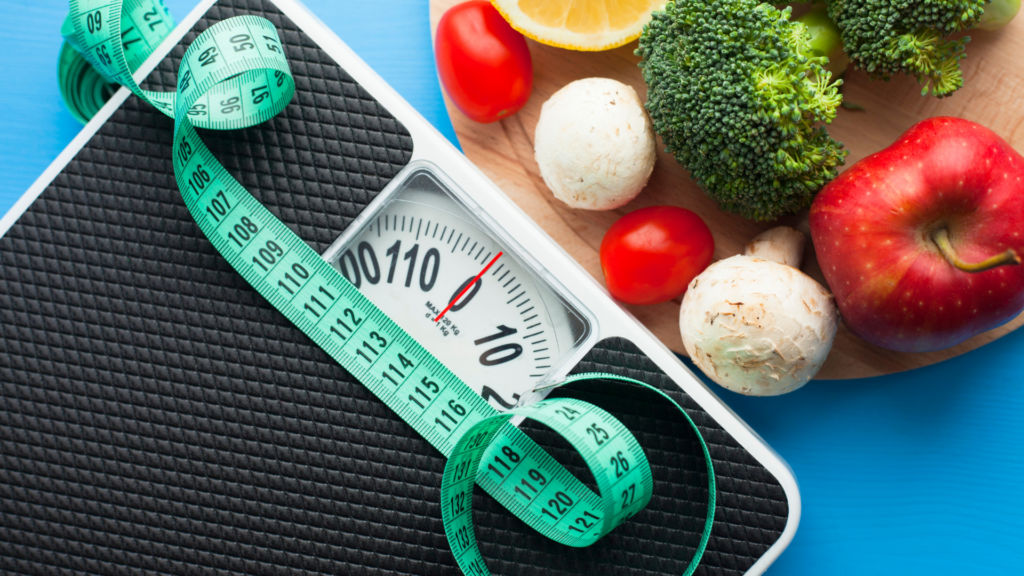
left=800, top=5, right=848, bottom=78
left=978, top=0, right=1022, bottom=29
left=823, top=0, right=1020, bottom=97
left=637, top=0, right=847, bottom=221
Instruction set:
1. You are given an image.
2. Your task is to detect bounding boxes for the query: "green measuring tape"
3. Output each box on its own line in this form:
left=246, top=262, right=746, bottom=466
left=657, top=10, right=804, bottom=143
left=60, top=0, right=176, bottom=124
left=57, top=2, right=716, bottom=573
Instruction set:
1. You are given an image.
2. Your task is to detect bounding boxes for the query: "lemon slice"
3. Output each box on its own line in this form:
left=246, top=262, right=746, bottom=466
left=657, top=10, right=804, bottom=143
left=491, top=0, right=664, bottom=51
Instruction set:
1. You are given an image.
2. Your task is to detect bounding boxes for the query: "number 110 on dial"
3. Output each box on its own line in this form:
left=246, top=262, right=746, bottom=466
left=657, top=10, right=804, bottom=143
left=323, top=163, right=593, bottom=411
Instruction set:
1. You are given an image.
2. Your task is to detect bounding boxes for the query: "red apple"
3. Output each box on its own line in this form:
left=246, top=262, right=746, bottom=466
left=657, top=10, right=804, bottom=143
left=810, top=117, right=1024, bottom=353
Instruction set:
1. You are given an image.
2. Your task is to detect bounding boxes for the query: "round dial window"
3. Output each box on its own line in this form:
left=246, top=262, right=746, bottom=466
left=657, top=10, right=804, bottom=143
left=324, top=164, right=592, bottom=410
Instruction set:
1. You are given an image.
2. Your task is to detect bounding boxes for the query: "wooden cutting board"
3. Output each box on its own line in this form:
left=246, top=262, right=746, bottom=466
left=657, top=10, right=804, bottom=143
left=428, top=0, right=1024, bottom=379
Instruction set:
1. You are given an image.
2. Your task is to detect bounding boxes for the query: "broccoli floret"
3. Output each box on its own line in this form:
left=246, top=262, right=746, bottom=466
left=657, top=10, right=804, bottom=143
left=637, top=0, right=846, bottom=221
left=824, top=0, right=1018, bottom=97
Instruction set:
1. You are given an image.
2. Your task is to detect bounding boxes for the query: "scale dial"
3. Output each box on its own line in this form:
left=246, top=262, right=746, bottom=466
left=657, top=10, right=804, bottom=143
left=325, top=164, right=592, bottom=411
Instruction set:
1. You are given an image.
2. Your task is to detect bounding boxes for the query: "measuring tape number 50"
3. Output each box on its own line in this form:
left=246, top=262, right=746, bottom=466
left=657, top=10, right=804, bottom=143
left=58, top=2, right=716, bottom=574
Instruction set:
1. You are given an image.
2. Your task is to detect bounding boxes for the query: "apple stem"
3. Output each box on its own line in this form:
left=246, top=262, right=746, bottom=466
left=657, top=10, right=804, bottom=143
left=932, top=229, right=1021, bottom=273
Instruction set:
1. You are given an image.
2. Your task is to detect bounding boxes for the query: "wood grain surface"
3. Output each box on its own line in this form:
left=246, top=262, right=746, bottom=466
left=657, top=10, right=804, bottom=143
left=429, top=0, right=1024, bottom=379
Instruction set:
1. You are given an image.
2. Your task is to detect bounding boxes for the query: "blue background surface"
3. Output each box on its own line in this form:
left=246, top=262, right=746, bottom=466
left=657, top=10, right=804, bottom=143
left=1, top=1, right=1021, bottom=573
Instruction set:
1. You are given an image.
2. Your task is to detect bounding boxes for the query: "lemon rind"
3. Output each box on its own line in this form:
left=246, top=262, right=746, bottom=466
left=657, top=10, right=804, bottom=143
left=490, top=1, right=655, bottom=52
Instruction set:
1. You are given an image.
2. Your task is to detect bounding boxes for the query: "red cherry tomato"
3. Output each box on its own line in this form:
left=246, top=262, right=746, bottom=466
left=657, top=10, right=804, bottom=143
left=600, top=206, right=715, bottom=305
left=435, top=1, right=533, bottom=123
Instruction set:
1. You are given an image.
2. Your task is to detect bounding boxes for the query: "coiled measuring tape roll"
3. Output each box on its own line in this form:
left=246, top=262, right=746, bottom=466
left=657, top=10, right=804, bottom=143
left=443, top=372, right=716, bottom=575
left=60, top=0, right=176, bottom=124
left=57, top=2, right=716, bottom=574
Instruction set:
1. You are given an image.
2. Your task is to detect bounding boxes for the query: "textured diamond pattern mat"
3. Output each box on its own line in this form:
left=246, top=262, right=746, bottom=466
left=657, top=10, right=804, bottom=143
left=0, top=0, right=787, bottom=574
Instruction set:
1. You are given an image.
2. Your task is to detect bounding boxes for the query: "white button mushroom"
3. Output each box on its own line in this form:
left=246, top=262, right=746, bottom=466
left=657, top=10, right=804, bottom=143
left=534, top=78, right=657, bottom=211
left=679, top=227, right=839, bottom=396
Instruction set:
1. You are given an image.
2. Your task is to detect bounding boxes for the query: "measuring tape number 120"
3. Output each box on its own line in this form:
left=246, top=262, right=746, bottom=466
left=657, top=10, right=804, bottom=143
left=58, top=2, right=715, bottom=573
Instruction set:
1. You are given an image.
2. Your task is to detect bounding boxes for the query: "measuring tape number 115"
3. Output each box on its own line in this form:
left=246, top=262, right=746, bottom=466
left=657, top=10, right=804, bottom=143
left=58, top=1, right=716, bottom=573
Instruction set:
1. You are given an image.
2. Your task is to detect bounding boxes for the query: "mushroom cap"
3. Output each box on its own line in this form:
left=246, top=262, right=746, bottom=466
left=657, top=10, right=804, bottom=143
left=679, top=255, right=839, bottom=396
left=534, top=78, right=656, bottom=211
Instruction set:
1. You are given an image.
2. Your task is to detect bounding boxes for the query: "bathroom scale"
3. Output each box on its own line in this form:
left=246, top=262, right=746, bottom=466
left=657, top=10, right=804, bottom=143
left=0, top=0, right=799, bottom=573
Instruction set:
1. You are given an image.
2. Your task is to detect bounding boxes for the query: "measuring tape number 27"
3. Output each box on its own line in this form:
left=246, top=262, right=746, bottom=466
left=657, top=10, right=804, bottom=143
left=58, top=1, right=715, bottom=573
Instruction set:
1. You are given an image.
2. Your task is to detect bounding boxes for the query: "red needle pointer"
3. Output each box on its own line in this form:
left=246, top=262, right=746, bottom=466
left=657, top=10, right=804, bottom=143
left=434, top=252, right=503, bottom=322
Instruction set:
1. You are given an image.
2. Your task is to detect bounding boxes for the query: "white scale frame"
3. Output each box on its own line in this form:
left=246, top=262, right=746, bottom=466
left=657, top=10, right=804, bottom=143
left=0, top=0, right=802, bottom=573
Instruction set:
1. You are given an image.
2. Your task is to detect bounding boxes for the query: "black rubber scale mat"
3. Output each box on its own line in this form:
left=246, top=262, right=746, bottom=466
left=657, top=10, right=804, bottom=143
left=0, top=1, right=788, bottom=574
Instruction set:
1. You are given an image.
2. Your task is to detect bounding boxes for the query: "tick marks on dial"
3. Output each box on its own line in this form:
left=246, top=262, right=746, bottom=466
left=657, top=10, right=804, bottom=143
left=352, top=206, right=567, bottom=383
